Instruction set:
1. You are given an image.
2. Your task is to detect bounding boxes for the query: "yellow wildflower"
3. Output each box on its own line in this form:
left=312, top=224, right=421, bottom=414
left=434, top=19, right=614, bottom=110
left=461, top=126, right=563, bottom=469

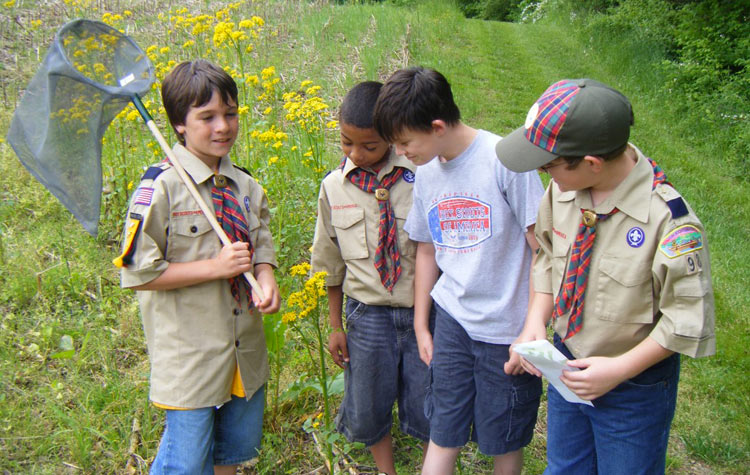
left=290, top=262, right=311, bottom=276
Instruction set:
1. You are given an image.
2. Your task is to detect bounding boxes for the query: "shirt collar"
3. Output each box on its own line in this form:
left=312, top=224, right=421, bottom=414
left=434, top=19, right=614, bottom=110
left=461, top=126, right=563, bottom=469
left=557, top=145, right=653, bottom=223
left=339, top=148, right=415, bottom=182
left=172, top=143, right=240, bottom=186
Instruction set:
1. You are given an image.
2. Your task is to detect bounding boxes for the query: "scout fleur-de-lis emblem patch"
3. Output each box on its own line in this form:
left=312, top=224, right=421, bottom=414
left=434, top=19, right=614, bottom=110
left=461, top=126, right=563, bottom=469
left=403, top=170, right=415, bottom=183
left=627, top=227, right=645, bottom=248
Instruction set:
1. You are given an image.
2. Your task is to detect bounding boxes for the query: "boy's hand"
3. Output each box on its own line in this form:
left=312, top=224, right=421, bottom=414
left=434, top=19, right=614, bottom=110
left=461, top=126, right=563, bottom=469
left=504, top=323, right=546, bottom=376
left=328, top=330, right=349, bottom=368
left=216, top=242, right=252, bottom=279
left=416, top=329, right=434, bottom=366
left=252, top=263, right=280, bottom=314
left=560, top=357, right=627, bottom=401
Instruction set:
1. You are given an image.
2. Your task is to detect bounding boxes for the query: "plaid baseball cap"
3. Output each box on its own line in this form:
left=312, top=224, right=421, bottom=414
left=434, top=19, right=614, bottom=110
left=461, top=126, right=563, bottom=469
left=495, top=79, right=634, bottom=172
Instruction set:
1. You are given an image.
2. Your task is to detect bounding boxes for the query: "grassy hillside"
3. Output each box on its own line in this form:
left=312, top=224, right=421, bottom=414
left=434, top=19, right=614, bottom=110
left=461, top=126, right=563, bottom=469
left=1, top=0, right=747, bottom=473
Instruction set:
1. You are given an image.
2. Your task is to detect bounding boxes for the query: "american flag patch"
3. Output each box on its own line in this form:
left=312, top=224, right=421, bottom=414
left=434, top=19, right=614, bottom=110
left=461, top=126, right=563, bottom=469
left=133, top=187, right=154, bottom=206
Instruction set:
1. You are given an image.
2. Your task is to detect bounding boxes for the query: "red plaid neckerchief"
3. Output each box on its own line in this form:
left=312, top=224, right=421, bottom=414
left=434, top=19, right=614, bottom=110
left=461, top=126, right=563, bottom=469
left=553, top=157, right=669, bottom=341
left=341, top=157, right=404, bottom=292
left=211, top=174, right=254, bottom=305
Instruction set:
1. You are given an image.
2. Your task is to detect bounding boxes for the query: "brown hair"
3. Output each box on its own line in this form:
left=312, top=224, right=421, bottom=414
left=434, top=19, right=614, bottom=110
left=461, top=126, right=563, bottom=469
left=373, top=66, right=460, bottom=143
left=161, top=60, right=238, bottom=144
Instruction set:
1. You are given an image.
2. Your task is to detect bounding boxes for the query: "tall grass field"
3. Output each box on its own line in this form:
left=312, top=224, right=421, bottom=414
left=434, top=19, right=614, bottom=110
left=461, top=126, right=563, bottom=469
left=1, top=0, right=747, bottom=473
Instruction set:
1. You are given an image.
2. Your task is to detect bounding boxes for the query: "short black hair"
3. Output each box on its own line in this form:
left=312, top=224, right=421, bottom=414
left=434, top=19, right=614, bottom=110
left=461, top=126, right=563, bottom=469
left=339, top=81, right=383, bottom=129
left=373, top=66, right=460, bottom=143
left=161, top=59, right=238, bottom=144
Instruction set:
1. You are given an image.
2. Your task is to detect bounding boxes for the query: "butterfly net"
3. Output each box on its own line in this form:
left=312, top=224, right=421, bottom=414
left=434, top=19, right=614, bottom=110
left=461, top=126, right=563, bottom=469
left=7, top=19, right=154, bottom=235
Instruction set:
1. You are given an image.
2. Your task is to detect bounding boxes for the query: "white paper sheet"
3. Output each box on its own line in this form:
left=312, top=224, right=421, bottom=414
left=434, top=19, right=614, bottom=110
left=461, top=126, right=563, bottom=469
left=513, top=340, right=594, bottom=406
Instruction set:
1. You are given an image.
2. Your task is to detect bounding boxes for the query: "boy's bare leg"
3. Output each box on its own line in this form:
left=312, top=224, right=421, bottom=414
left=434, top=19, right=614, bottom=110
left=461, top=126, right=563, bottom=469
left=370, top=433, right=396, bottom=475
left=214, top=464, right=237, bottom=475
left=492, top=449, right=523, bottom=475
left=421, top=441, right=459, bottom=475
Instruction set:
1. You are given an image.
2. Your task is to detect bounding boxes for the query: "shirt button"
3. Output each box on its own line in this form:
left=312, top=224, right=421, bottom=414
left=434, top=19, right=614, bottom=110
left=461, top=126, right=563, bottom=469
left=235, top=340, right=240, bottom=347
left=233, top=308, right=241, bottom=315
left=190, top=225, right=198, bottom=233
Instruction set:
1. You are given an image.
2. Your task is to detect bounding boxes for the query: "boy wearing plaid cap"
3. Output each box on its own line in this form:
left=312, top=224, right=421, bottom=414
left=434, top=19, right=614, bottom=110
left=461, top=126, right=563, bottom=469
left=311, top=81, right=430, bottom=475
left=498, top=79, right=715, bottom=474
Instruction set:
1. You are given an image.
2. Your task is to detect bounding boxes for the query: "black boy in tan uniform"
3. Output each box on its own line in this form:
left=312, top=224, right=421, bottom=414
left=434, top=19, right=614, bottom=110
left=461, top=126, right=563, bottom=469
left=311, top=81, right=429, bottom=475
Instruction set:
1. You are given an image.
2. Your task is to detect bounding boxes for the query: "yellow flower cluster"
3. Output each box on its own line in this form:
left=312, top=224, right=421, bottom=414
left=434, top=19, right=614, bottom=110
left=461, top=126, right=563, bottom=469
left=282, top=270, right=327, bottom=324
left=63, top=0, right=93, bottom=7
left=49, top=92, right=100, bottom=126
left=256, top=66, right=280, bottom=101
left=250, top=125, right=288, bottom=145
left=282, top=81, right=332, bottom=133
left=101, top=12, right=125, bottom=26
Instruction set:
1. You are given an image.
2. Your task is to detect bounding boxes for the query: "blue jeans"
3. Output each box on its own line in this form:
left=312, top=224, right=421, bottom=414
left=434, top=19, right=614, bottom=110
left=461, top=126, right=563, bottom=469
left=335, top=297, right=432, bottom=445
left=545, top=337, right=680, bottom=475
left=150, top=387, right=265, bottom=474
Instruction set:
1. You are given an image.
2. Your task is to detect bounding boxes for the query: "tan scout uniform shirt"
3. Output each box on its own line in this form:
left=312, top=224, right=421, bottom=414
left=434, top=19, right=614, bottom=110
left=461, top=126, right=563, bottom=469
left=534, top=146, right=715, bottom=359
left=120, top=144, right=277, bottom=408
left=311, top=151, right=417, bottom=307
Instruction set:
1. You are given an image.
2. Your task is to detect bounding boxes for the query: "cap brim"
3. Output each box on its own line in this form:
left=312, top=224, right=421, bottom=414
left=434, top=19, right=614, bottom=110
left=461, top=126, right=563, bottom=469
left=496, top=126, right=558, bottom=173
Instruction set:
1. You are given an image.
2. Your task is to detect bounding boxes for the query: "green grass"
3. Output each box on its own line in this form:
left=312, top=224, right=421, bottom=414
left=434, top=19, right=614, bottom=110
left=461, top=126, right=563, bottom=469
left=1, top=0, right=748, bottom=473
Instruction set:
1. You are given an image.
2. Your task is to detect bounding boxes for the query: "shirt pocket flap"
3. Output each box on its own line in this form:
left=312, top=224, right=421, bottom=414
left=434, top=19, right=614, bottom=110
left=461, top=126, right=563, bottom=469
left=246, top=210, right=261, bottom=232
left=596, top=256, right=653, bottom=323
left=171, top=217, right=213, bottom=237
left=599, top=256, right=651, bottom=287
left=331, top=207, right=365, bottom=229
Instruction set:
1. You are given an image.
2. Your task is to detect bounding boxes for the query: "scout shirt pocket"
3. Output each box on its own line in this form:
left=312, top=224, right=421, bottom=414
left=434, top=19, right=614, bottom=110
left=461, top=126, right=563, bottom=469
left=395, top=207, right=417, bottom=257
left=245, top=208, right=262, bottom=258
left=167, top=214, right=216, bottom=262
left=550, top=244, right=571, bottom=295
left=331, top=206, right=368, bottom=260
left=595, top=255, right=653, bottom=324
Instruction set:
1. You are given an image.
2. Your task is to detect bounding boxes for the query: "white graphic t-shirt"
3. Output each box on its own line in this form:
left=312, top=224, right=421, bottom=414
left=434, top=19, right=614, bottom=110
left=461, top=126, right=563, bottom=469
left=405, top=130, right=544, bottom=344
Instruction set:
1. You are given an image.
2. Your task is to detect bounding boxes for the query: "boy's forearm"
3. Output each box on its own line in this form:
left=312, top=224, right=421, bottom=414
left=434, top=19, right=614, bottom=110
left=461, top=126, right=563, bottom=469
left=253, top=263, right=277, bottom=290
left=614, top=337, right=674, bottom=380
left=525, top=291, right=553, bottom=334
left=129, top=259, right=221, bottom=291
left=327, top=285, right=344, bottom=330
left=414, top=241, right=439, bottom=332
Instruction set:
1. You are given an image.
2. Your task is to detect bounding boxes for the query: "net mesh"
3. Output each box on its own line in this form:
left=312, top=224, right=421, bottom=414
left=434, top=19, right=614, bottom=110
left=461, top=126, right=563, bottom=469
left=7, top=19, right=154, bottom=235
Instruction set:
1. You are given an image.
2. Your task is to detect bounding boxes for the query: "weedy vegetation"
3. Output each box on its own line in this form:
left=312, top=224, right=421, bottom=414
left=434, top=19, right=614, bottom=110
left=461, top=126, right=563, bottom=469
left=0, top=0, right=747, bottom=473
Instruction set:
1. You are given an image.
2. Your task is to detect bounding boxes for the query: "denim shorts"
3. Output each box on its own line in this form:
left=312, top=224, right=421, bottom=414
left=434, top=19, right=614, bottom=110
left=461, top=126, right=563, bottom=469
left=426, top=304, right=542, bottom=456
left=335, top=297, right=433, bottom=446
left=545, top=335, right=680, bottom=475
left=150, top=386, right=265, bottom=474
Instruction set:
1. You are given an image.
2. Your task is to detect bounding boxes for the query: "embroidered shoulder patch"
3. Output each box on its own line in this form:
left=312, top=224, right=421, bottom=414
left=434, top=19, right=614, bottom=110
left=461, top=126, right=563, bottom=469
left=659, top=225, right=703, bottom=258
left=403, top=170, right=415, bottom=183
left=133, top=187, right=154, bottom=206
